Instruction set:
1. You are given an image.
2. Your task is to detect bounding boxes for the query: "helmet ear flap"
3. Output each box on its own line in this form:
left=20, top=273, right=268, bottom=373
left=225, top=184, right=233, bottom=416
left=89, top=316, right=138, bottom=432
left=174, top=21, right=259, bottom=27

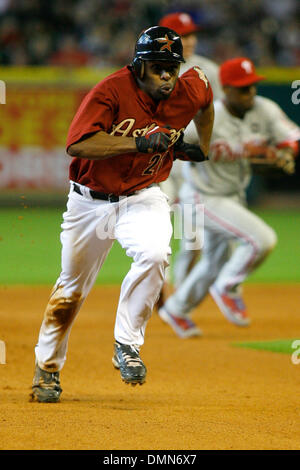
left=132, top=58, right=144, bottom=79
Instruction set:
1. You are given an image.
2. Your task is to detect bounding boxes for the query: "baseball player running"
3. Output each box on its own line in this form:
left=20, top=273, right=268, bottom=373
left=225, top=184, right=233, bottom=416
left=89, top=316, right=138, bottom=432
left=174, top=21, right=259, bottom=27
left=158, top=57, right=300, bottom=338
left=31, top=26, right=214, bottom=402
left=156, top=12, right=223, bottom=303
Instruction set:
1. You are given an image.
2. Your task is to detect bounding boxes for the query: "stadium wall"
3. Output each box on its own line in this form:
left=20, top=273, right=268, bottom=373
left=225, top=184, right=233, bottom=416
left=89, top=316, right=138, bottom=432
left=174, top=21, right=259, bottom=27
left=0, top=67, right=299, bottom=205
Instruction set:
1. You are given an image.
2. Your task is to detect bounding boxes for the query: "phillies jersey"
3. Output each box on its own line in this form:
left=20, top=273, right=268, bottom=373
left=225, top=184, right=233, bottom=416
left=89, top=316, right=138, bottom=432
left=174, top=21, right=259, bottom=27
left=66, top=65, right=212, bottom=195
left=183, top=96, right=300, bottom=196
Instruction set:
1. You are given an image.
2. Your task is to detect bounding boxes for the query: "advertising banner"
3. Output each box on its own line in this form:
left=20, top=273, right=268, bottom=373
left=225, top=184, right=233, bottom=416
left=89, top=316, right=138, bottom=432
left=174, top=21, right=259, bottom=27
left=0, top=85, right=88, bottom=189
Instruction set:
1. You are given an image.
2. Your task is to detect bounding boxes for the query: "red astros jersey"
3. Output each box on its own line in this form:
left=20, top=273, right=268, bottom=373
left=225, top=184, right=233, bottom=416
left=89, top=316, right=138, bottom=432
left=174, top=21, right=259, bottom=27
left=66, top=65, right=212, bottom=195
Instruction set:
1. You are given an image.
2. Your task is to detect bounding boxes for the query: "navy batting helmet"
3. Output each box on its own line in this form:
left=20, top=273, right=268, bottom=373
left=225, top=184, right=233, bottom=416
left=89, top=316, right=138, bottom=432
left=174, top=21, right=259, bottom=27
left=132, top=26, right=185, bottom=77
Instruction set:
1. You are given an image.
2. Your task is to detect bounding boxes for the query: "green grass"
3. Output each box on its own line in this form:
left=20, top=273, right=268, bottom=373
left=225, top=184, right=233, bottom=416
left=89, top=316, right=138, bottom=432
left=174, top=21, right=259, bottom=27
left=0, top=207, right=62, bottom=285
left=0, top=207, right=300, bottom=285
left=232, top=339, right=300, bottom=355
left=0, top=207, right=131, bottom=285
left=247, top=209, right=300, bottom=283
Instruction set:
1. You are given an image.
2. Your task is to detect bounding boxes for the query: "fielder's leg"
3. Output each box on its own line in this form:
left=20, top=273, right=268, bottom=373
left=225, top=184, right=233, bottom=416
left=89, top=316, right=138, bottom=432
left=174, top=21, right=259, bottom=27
left=165, top=231, right=229, bottom=315
left=203, top=197, right=277, bottom=326
left=159, top=231, right=229, bottom=338
left=173, top=239, right=201, bottom=288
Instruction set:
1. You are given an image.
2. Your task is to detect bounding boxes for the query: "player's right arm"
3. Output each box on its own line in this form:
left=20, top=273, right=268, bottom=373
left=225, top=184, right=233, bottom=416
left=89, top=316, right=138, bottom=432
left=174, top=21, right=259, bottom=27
left=66, top=78, right=171, bottom=160
left=68, top=125, right=172, bottom=160
left=67, top=131, right=137, bottom=160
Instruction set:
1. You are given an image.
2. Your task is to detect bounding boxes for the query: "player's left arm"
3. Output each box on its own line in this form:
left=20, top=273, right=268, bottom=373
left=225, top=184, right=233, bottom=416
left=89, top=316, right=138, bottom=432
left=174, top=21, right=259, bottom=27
left=174, top=67, right=215, bottom=162
left=174, top=101, right=215, bottom=162
left=174, top=102, right=214, bottom=163
left=273, top=140, right=299, bottom=174
left=265, top=99, right=300, bottom=172
left=192, top=100, right=215, bottom=157
left=246, top=100, right=300, bottom=173
left=243, top=139, right=299, bottom=174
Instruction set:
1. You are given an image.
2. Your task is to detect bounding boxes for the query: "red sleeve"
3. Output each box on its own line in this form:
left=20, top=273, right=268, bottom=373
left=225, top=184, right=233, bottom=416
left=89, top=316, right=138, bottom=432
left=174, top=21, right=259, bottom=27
left=180, top=66, right=213, bottom=109
left=66, top=81, right=118, bottom=150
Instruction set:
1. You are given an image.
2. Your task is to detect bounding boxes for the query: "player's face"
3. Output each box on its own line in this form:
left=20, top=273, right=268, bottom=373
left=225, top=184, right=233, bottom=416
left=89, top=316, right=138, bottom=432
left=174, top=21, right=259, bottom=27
left=181, top=33, right=197, bottom=59
left=141, top=61, right=180, bottom=101
left=224, top=84, right=257, bottom=116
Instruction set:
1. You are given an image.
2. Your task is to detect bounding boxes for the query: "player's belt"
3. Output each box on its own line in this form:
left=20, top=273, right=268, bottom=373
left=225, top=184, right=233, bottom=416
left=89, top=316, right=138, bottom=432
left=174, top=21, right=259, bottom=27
left=72, top=182, right=138, bottom=203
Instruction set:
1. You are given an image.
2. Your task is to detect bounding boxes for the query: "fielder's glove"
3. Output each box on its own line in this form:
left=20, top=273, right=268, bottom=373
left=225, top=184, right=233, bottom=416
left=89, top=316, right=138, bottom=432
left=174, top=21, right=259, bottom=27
left=273, top=149, right=295, bottom=174
left=135, top=126, right=171, bottom=153
left=174, top=133, right=208, bottom=162
left=244, top=142, right=296, bottom=175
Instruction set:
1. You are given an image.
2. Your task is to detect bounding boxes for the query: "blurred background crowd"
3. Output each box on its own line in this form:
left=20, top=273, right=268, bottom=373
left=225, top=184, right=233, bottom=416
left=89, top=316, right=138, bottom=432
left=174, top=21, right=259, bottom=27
left=0, top=0, right=299, bottom=68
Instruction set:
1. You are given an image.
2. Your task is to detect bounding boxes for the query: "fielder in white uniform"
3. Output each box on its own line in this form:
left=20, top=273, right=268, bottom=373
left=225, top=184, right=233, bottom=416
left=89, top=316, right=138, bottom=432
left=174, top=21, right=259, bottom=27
left=158, top=57, right=300, bottom=338
left=158, top=11, right=223, bottom=291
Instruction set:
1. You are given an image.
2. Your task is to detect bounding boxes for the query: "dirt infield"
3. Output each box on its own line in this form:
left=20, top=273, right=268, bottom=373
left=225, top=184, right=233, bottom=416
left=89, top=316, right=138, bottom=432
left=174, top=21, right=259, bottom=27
left=0, top=284, right=299, bottom=450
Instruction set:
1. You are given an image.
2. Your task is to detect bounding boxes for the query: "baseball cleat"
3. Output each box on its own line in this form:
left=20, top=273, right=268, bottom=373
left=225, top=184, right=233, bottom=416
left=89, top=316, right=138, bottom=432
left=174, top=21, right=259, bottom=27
left=31, top=364, right=62, bottom=403
left=158, top=305, right=202, bottom=338
left=209, top=285, right=251, bottom=327
left=112, top=341, right=147, bottom=385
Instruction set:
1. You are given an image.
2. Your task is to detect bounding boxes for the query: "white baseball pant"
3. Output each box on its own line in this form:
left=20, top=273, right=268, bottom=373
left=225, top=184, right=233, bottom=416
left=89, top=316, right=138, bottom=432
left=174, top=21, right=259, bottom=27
left=166, top=183, right=277, bottom=315
left=35, top=182, right=172, bottom=372
left=159, top=160, right=200, bottom=285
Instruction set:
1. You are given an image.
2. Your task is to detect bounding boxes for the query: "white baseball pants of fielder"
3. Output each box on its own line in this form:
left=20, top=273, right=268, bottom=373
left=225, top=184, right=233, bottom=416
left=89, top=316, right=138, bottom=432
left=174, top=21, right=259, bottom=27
left=166, top=183, right=277, bottom=315
left=35, top=183, right=172, bottom=372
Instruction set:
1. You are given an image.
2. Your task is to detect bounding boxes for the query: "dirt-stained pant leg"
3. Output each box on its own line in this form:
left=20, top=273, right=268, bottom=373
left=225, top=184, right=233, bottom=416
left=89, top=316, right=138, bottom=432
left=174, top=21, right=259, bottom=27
left=35, top=185, right=173, bottom=370
left=114, top=186, right=172, bottom=346
left=35, top=189, right=114, bottom=372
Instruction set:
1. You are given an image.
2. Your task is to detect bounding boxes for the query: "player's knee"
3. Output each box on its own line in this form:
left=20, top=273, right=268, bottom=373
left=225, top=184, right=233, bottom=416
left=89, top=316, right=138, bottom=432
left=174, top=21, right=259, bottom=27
left=268, top=228, right=277, bottom=250
left=257, top=227, right=277, bottom=256
left=138, top=246, right=170, bottom=268
left=263, top=227, right=277, bottom=252
left=148, top=250, right=169, bottom=268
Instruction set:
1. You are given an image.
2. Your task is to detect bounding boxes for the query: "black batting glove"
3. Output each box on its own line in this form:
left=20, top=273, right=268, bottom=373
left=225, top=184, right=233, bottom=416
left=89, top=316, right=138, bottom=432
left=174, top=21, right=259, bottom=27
left=174, top=134, right=208, bottom=162
left=136, top=126, right=171, bottom=153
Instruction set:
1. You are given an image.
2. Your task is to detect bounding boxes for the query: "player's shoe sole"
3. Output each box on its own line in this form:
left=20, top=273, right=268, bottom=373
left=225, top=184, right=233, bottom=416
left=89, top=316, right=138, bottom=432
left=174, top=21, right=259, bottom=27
left=158, top=306, right=202, bottom=338
left=209, top=285, right=251, bottom=327
left=112, top=341, right=146, bottom=386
